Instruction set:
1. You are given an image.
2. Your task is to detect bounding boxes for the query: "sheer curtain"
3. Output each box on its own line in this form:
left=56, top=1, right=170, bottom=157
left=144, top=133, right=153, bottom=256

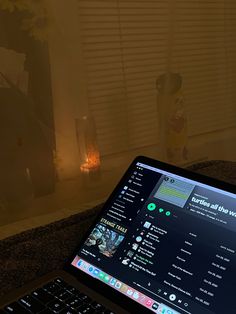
left=0, top=0, right=236, bottom=230
left=48, top=0, right=236, bottom=179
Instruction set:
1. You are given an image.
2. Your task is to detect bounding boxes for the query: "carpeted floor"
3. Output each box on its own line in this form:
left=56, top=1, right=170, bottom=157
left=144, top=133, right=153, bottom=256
left=0, top=204, right=103, bottom=297
left=1, top=160, right=236, bottom=297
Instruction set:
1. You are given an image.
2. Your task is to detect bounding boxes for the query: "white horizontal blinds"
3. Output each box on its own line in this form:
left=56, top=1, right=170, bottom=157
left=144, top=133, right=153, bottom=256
left=78, top=0, right=236, bottom=156
left=78, top=0, right=168, bottom=155
left=118, top=0, right=168, bottom=149
left=78, top=0, right=128, bottom=155
left=172, top=0, right=236, bottom=136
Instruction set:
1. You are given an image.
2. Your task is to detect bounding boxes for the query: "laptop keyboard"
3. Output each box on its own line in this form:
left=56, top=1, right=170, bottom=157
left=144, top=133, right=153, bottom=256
left=1, top=278, right=115, bottom=314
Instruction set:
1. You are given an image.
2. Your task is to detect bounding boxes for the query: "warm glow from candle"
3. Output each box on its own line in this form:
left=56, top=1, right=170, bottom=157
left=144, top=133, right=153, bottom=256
left=80, top=148, right=100, bottom=172
left=77, top=114, right=101, bottom=173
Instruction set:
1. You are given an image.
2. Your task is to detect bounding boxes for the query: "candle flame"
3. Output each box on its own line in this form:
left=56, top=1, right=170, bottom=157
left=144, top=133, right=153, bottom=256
left=80, top=150, right=100, bottom=172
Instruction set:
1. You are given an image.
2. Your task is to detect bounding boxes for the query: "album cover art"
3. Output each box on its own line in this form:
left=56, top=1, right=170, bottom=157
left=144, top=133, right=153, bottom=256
left=84, top=223, right=124, bottom=257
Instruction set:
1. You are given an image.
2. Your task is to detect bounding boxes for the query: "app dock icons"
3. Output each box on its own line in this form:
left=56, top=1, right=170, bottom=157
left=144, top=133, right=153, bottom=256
left=76, top=257, right=161, bottom=313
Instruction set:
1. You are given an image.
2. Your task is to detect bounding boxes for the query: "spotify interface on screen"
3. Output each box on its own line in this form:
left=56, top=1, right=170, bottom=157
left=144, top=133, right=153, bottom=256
left=71, top=162, right=236, bottom=314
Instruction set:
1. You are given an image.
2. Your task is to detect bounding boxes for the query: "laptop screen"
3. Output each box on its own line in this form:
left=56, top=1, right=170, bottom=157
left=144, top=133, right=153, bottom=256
left=70, top=158, right=236, bottom=314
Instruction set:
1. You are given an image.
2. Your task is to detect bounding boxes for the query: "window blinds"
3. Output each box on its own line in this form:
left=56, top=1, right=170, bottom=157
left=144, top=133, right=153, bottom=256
left=77, top=0, right=236, bottom=156
left=172, top=0, right=236, bottom=135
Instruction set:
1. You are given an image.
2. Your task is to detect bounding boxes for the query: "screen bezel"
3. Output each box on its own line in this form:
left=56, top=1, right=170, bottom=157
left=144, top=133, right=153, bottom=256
left=64, top=156, right=236, bottom=313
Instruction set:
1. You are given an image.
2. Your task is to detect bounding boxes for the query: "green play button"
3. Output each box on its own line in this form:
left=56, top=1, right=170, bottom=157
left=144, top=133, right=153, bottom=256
left=166, top=211, right=171, bottom=216
left=147, top=203, right=156, bottom=211
left=159, top=208, right=164, bottom=213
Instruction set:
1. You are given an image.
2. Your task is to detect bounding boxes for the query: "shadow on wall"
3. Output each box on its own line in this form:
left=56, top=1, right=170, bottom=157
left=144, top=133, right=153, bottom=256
left=0, top=9, right=56, bottom=211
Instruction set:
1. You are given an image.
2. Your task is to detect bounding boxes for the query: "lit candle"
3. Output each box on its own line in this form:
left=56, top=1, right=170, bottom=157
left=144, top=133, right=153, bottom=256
left=76, top=114, right=101, bottom=180
left=80, top=149, right=101, bottom=173
left=80, top=148, right=101, bottom=184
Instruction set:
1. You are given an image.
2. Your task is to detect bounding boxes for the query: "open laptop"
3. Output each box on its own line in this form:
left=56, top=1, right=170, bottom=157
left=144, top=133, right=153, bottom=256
left=1, top=156, right=236, bottom=314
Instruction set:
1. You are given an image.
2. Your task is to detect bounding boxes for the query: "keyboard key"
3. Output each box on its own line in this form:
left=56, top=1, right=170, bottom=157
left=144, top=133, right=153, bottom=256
left=53, top=278, right=73, bottom=292
left=31, top=288, right=55, bottom=304
left=56, top=290, right=72, bottom=302
left=66, top=296, right=83, bottom=309
left=53, top=278, right=66, bottom=287
left=60, top=308, right=77, bottom=314
left=48, top=299, right=66, bottom=313
left=78, top=304, right=95, bottom=314
left=64, top=285, right=79, bottom=294
left=43, top=282, right=62, bottom=295
left=96, top=309, right=115, bottom=314
left=77, top=293, right=91, bottom=303
left=4, top=302, right=30, bottom=313
left=91, top=301, right=104, bottom=310
left=19, top=295, right=45, bottom=313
